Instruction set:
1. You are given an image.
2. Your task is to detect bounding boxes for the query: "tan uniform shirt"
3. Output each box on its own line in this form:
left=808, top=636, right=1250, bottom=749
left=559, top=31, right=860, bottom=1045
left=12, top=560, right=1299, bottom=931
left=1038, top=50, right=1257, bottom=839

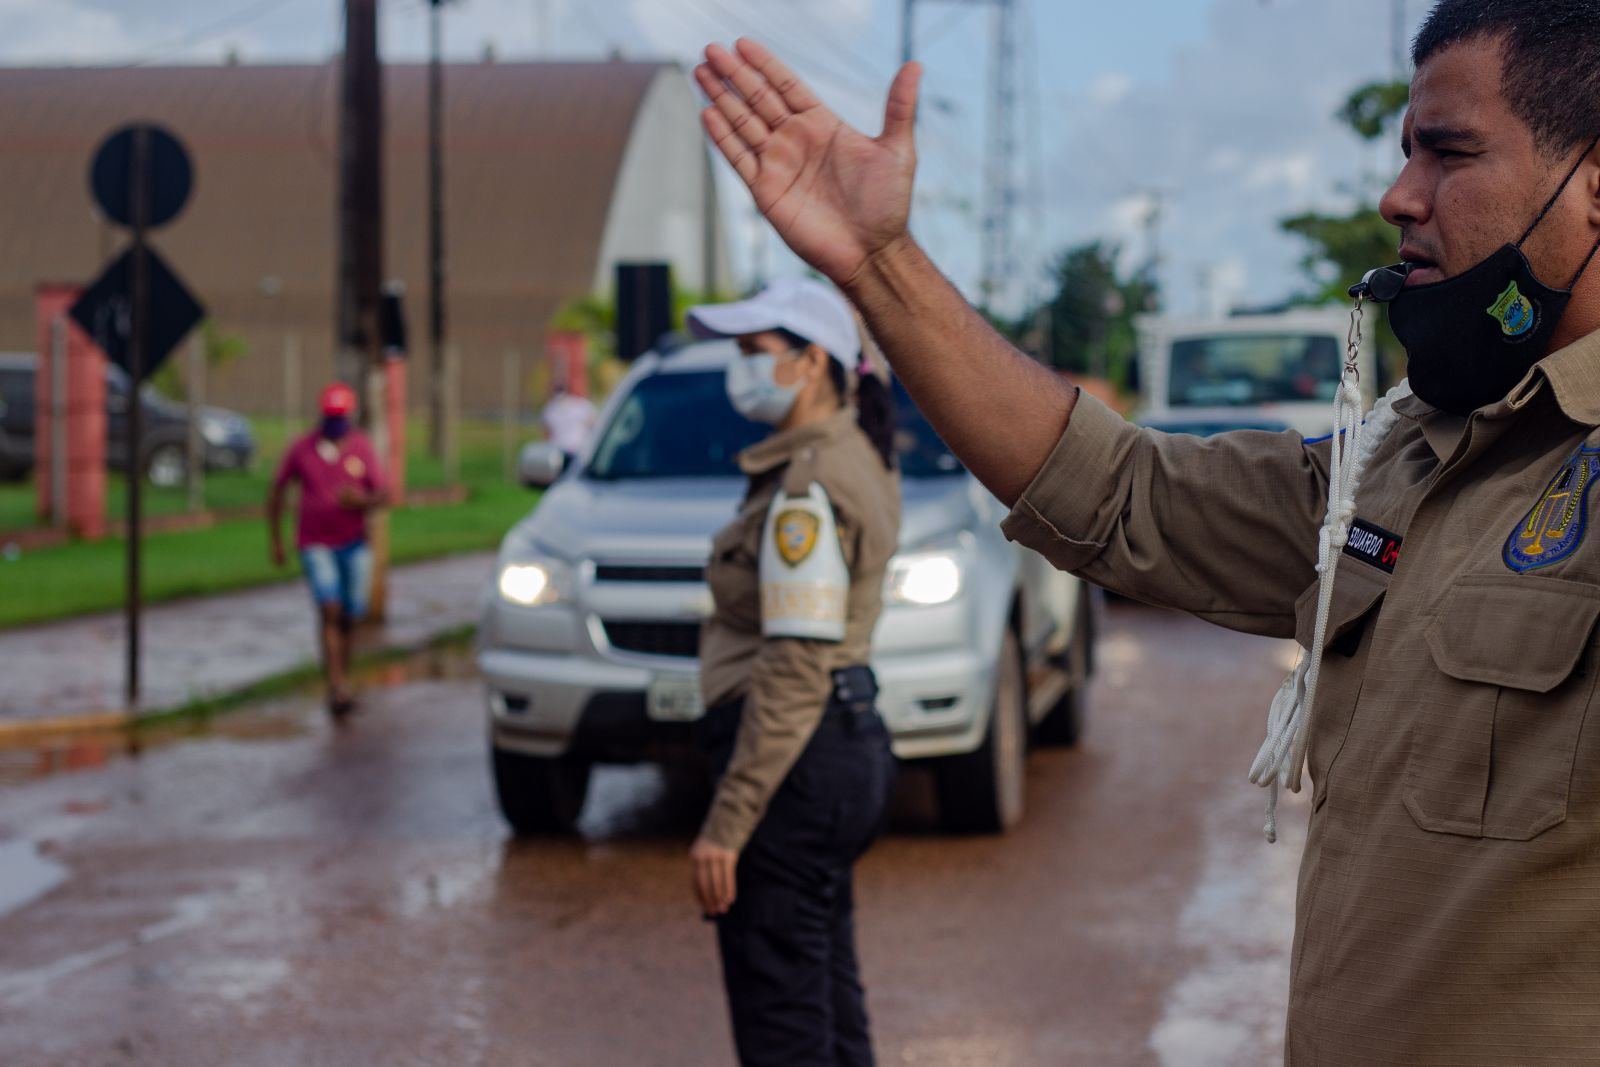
left=1003, top=329, right=1600, bottom=1065
left=698, top=409, right=900, bottom=852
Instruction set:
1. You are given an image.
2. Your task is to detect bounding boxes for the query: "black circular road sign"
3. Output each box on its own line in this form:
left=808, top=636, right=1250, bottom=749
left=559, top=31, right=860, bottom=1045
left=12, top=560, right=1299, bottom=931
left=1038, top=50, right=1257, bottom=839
left=89, top=123, right=193, bottom=230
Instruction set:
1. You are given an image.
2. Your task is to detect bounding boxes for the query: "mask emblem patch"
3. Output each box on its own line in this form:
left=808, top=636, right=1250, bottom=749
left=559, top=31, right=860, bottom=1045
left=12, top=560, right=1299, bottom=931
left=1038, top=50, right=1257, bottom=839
left=1487, top=280, right=1537, bottom=339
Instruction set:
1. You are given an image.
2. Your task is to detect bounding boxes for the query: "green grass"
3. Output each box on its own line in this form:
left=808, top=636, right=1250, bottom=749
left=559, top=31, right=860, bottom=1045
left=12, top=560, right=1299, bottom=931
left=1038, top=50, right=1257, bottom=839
left=0, top=415, right=531, bottom=529
left=0, top=417, right=544, bottom=630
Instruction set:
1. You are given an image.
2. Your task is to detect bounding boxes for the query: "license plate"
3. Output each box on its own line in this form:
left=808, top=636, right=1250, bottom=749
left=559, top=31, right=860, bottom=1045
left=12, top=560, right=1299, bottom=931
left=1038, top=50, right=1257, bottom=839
left=647, top=674, right=704, bottom=722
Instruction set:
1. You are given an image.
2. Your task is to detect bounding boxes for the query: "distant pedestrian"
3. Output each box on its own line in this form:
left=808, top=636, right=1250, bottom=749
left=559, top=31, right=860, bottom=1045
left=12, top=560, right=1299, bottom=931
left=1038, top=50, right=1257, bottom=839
left=267, top=383, right=388, bottom=716
left=540, top=381, right=597, bottom=467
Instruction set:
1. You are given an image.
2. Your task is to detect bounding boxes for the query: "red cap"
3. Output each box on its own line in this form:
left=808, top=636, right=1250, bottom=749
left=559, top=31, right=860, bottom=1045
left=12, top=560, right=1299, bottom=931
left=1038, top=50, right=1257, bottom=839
left=320, top=383, right=357, bottom=417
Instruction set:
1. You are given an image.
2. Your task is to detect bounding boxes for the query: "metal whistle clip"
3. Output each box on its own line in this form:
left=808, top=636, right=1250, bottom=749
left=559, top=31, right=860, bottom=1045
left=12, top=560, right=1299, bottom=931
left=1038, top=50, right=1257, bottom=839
left=1347, top=263, right=1414, bottom=304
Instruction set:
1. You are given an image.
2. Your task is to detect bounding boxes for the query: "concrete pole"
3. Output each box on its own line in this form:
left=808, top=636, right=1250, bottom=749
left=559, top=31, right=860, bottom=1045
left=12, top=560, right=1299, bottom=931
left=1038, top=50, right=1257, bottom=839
left=445, top=342, right=461, bottom=486
left=49, top=315, right=67, bottom=529
left=186, top=332, right=204, bottom=514
left=501, top=348, right=519, bottom=483
left=284, top=330, right=301, bottom=434
left=427, top=0, right=448, bottom=459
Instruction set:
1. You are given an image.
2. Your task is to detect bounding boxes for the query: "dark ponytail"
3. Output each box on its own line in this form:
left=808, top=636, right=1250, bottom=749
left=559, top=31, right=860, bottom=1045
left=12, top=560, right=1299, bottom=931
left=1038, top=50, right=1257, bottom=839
left=824, top=353, right=896, bottom=471
left=855, top=371, right=896, bottom=471
left=779, top=327, right=897, bottom=471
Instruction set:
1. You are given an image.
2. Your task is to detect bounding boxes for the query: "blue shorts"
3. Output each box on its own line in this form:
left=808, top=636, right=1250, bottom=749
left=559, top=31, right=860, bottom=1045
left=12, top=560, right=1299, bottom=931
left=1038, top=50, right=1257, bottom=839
left=300, top=541, right=373, bottom=621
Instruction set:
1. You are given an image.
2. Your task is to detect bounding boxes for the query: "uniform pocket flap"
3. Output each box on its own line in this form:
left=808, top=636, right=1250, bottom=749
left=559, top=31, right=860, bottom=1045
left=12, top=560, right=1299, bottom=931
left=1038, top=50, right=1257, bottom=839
left=1426, top=573, right=1600, bottom=693
left=1293, top=556, right=1390, bottom=652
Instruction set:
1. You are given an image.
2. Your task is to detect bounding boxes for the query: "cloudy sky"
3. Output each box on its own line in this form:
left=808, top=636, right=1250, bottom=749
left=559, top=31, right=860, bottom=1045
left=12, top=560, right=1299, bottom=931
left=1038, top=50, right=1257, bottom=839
left=0, top=0, right=1426, bottom=315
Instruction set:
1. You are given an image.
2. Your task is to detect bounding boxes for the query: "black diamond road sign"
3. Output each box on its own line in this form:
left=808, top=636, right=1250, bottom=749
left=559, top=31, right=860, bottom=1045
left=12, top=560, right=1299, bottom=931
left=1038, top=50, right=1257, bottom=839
left=69, top=245, right=205, bottom=381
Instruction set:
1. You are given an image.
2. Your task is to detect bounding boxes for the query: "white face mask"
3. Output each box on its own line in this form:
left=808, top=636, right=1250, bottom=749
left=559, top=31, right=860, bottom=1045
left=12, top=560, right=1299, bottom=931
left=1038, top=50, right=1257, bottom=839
left=726, top=351, right=802, bottom=425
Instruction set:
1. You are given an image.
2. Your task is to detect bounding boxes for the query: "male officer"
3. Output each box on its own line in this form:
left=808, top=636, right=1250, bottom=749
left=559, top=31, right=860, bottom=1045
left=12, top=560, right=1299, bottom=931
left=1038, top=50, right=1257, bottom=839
left=694, top=1, right=1600, bottom=1062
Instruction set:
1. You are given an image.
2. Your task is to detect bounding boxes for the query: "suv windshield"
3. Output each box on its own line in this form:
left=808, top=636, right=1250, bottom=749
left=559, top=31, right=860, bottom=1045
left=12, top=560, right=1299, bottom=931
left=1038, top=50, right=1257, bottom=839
left=586, top=367, right=966, bottom=480
left=893, top=379, right=963, bottom=477
left=588, top=371, right=767, bottom=479
left=1168, top=333, right=1340, bottom=408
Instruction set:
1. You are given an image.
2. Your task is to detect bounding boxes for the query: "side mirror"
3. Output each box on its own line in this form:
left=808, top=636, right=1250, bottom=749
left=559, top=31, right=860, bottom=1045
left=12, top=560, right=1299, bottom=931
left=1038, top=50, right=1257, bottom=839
left=518, top=442, right=566, bottom=489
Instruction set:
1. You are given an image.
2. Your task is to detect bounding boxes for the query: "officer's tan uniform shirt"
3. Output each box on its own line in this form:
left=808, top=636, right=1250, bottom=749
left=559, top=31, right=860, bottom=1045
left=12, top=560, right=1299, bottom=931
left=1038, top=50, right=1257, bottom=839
left=1004, top=329, right=1600, bottom=1066
left=699, top=409, right=900, bottom=852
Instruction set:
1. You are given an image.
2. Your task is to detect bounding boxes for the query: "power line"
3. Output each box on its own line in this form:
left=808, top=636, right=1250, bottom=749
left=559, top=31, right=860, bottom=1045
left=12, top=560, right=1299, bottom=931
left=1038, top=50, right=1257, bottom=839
left=130, top=0, right=313, bottom=67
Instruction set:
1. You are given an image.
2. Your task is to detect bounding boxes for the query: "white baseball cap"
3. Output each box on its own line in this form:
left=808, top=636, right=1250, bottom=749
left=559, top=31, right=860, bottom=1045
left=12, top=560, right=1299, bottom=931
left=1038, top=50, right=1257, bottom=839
left=687, top=277, right=862, bottom=370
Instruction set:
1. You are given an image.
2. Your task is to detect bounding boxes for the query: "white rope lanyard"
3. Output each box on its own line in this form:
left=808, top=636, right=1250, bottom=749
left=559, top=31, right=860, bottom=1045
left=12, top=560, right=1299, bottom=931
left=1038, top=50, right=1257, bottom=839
left=1248, top=298, right=1410, bottom=843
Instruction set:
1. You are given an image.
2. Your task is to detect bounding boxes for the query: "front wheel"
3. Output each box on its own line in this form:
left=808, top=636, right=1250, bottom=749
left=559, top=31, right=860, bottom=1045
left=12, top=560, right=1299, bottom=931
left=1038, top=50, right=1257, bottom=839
left=1035, top=584, right=1095, bottom=747
left=492, top=746, right=591, bottom=836
left=935, top=628, right=1027, bottom=834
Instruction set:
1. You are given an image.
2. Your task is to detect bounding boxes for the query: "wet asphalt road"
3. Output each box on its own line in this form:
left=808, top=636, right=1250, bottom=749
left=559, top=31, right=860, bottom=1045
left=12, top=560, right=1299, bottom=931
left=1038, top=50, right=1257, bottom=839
left=0, top=604, right=1308, bottom=1067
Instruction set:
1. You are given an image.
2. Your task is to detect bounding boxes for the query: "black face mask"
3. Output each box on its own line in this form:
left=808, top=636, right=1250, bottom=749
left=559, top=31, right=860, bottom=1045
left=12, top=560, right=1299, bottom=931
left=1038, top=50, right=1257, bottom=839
left=1352, top=137, right=1600, bottom=417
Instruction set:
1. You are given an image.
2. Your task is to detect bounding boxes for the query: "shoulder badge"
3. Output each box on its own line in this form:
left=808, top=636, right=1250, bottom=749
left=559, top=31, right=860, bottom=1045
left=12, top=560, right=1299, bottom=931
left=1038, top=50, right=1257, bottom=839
left=1487, top=281, right=1537, bottom=340
left=1505, top=446, right=1600, bottom=572
left=759, top=482, right=849, bottom=642
left=774, top=508, right=820, bottom=567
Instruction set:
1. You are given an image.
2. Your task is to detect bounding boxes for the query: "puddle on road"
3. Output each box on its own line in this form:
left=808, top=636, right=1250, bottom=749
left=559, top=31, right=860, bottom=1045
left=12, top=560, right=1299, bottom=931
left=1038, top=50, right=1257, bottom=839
left=0, top=839, right=68, bottom=919
left=0, top=642, right=478, bottom=787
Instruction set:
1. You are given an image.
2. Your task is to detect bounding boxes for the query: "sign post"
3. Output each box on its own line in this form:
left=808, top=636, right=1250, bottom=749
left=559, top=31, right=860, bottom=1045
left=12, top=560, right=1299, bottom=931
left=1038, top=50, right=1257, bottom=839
left=72, top=123, right=203, bottom=712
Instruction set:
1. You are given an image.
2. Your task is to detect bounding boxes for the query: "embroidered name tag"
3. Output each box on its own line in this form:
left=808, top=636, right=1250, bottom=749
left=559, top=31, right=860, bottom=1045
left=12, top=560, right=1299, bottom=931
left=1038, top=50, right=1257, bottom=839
left=1343, top=518, right=1402, bottom=574
left=1505, top=446, right=1600, bottom=573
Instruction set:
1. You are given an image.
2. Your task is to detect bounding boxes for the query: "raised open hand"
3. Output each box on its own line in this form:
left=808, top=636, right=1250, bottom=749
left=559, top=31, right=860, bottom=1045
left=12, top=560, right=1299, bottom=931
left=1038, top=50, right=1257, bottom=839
left=696, top=39, right=921, bottom=286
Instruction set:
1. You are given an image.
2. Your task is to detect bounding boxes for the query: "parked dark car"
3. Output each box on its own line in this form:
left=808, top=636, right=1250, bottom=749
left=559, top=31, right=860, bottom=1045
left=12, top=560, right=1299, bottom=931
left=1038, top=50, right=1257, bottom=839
left=0, top=353, right=254, bottom=486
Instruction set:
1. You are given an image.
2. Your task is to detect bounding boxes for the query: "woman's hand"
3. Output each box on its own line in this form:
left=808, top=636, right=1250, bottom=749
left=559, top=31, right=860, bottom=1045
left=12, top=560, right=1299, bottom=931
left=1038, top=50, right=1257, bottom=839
left=696, top=39, right=922, bottom=287
left=690, top=836, right=740, bottom=916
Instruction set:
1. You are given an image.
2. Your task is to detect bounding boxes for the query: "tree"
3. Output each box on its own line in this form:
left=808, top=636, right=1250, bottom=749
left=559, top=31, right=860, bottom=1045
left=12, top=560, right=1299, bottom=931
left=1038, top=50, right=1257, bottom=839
left=1009, top=240, right=1158, bottom=391
left=149, top=321, right=249, bottom=403
left=1279, top=79, right=1410, bottom=383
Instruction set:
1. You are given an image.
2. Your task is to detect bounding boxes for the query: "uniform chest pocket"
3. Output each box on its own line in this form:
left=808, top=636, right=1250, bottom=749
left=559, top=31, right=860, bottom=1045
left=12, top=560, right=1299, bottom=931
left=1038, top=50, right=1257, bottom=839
left=1405, top=573, right=1600, bottom=840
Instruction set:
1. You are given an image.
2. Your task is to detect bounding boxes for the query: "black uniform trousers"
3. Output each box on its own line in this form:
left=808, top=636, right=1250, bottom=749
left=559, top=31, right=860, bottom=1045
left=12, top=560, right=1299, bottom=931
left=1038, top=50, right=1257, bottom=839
left=699, top=667, right=896, bottom=1067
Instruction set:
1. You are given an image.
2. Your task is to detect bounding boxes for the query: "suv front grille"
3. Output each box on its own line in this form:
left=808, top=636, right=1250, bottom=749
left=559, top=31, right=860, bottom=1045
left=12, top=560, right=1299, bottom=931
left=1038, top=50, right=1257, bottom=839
left=602, top=620, right=701, bottom=658
left=594, top=564, right=705, bottom=583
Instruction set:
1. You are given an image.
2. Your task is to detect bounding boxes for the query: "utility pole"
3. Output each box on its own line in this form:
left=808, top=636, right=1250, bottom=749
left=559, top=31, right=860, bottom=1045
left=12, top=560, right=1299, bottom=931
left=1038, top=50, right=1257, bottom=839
left=1134, top=186, right=1170, bottom=301
left=1392, top=0, right=1409, bottom=79
left=901, top=0, right=1019, bottom=313
left=427, top=0, right=448, bottom=458
left=337, top=0, right=383, bottom=394
left=981, top=0, right=1018, bottom=311
left=337, top=0, right=390, bottom=615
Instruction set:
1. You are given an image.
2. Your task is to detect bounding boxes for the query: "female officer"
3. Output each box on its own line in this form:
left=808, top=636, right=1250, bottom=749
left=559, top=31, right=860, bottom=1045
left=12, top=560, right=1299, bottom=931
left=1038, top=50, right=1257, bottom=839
left=687, top=277, right=900, bottom=1067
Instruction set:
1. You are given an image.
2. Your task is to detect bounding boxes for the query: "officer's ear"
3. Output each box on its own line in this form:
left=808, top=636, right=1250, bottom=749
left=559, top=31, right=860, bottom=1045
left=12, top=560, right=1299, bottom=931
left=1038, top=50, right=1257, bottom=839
left=802, top=343, right=830, bottom=384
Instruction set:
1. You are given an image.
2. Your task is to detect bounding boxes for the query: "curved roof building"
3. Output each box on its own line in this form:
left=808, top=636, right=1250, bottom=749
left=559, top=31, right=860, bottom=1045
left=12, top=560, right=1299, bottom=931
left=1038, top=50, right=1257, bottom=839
left=0, top=59, right=730, bottom=410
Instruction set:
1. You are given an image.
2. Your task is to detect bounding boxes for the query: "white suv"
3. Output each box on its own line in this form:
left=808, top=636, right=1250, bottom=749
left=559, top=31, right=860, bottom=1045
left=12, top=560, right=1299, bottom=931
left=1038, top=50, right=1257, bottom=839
left=479, top=340, right=1098, bottom=834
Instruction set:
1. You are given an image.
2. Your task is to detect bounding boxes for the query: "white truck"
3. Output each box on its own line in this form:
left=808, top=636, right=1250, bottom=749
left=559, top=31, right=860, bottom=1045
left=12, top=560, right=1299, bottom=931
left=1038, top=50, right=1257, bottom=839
left=1133, top=308, right=1377, bottom=437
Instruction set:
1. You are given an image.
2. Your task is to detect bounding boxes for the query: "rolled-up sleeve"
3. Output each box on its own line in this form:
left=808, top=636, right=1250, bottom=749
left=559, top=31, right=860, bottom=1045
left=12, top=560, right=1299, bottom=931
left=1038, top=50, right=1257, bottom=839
left=699, top=635, right=833, bottom=851
left=1001, top=391, right=1331, bottom=638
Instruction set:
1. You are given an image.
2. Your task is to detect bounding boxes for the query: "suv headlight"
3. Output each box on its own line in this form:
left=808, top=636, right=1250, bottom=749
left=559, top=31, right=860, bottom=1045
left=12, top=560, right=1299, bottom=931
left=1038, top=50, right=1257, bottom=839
left=497, top=557, right=573, bottom=607
left=885, top=537, right=969, bottom=606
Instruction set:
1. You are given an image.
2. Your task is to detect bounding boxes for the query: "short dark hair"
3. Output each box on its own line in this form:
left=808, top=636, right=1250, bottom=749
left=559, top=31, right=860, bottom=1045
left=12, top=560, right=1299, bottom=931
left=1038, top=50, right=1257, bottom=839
left=1414, top=0, right=1600, bottom=156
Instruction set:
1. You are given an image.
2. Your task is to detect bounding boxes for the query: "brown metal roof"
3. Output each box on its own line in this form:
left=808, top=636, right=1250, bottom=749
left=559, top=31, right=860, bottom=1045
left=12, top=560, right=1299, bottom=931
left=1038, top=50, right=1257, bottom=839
left=0, top=60, right=674, bottom=411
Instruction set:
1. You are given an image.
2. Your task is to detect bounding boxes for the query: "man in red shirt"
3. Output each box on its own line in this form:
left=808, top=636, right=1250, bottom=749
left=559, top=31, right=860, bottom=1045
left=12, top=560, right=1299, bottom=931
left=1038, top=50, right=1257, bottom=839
left=267, top=383, right=388, bottom=715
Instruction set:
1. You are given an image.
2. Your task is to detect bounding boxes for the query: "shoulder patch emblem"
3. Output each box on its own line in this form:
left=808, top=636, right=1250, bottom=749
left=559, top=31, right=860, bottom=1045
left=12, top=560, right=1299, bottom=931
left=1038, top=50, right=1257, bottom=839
left=1487, top=281, right=1537, bottom=339
left=774, top=508, right=820, bottom=568
left=1505, top=446, right=1600, bottom=572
